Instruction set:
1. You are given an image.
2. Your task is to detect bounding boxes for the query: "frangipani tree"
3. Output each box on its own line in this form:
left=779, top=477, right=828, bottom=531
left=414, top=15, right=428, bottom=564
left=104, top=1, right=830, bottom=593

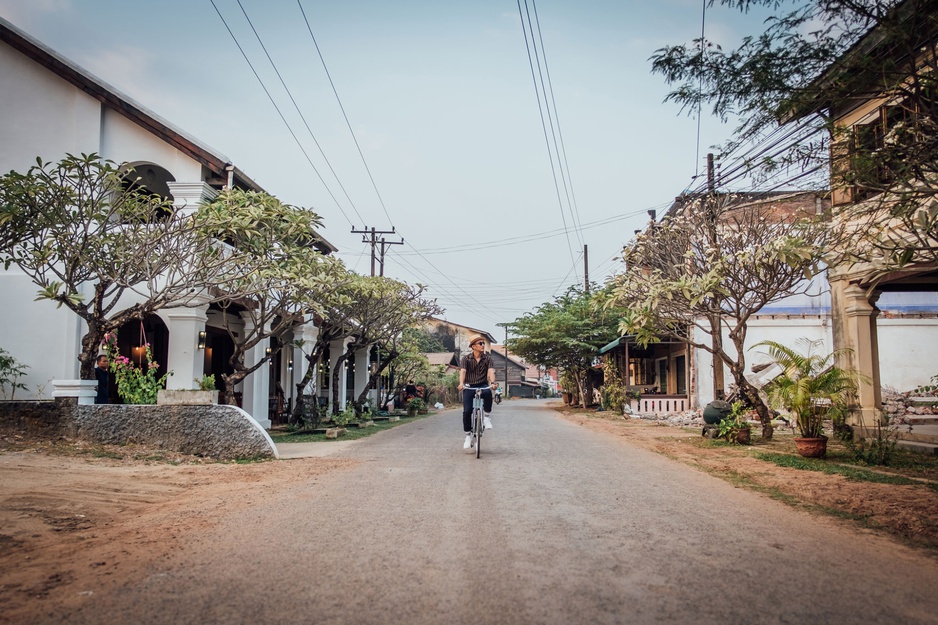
left=651, top=0, right=938, bottom=277
left=605, top=196, right=830, bottom=439
left=328, top=276, right=442, bottom=415
left=289, top=275, right=441, bottom=419
left=0, top=153, right=239, bottom=379
left=194, top=188, right=349, bottom=404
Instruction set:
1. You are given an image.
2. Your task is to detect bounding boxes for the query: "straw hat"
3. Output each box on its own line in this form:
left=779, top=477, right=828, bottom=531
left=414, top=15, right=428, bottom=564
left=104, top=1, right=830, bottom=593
left=468, top=334, right=486, bottom=347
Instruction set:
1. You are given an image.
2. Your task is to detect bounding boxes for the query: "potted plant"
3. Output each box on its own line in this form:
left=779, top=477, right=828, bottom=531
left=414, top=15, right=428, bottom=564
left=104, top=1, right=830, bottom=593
left=717, top=400, right=752, bottom=445
left=407, top=397, right=425, bottom=417
left=756, top=339, right=859, bottom=458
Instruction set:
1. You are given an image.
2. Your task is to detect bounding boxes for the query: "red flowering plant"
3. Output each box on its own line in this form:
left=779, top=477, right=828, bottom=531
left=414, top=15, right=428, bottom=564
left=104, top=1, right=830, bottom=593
left=101, top=332, right=172, bottom=404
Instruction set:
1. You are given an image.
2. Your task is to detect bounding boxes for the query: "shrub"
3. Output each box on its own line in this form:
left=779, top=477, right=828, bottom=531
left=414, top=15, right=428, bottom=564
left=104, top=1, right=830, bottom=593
left=195, top=374, right=216, bottom=391
left=0, top=347, right=29, bottom=399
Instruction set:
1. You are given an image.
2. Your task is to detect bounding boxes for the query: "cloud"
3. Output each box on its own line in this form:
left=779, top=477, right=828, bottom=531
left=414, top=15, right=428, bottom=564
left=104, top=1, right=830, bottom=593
left=0, top=0, right=71, bottom=26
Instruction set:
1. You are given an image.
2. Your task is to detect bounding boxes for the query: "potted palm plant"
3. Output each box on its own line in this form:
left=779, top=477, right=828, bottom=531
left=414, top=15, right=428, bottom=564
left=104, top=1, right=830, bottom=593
left=755, top=339, right=859, bottom=458
left=718, top=401, right=752, bottom=445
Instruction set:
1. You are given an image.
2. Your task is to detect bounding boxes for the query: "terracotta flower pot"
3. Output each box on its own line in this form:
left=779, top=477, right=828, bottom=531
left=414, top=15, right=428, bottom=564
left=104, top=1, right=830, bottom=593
left=734, top=427, right=751, bottom=445
left=794, top=435, right=828, bottom=458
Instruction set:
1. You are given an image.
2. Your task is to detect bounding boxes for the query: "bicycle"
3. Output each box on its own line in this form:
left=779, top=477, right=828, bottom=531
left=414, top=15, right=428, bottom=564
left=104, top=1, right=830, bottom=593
left=465, top=385, right=488, bottom=458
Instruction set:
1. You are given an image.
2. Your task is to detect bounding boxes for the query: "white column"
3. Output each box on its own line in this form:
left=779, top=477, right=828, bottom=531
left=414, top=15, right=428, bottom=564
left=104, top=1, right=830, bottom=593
left=166, top=181, right=218, bottom=215
left=354, top=344, right=372, bottom=407
left=240, top=315, right=271, bottom=429
left=329, top=337, right=351, bottom=409
left=162, top=302, right=209, bottom=390
left=295, top=322, right=320, bottom=397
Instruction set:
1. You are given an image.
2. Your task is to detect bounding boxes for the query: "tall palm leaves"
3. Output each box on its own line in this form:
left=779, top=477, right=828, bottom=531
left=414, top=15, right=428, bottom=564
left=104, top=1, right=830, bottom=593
left=756, top=338, right=860, bottom=438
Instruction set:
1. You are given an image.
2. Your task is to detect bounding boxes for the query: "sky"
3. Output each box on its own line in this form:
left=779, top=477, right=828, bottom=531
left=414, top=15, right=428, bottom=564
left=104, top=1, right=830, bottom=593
left=0, top=0, right=773, bottom=338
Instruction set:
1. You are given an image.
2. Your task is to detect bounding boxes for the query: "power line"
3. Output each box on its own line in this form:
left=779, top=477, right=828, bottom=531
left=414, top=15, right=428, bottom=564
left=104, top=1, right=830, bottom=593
left=529, top=0, right=585, bottom=243
left=516, top=0, right=577, bottom=268
left=236, top=0, right=366, bottom=226
left=297, top=0, right=396, bottom=230
left=208, top=0, right=356, bottom=228
left=395, top=205, right=662, bottom=256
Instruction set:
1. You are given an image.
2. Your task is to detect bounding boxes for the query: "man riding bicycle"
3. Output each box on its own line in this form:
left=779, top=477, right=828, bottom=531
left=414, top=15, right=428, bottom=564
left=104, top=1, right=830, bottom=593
left=458, top=334, right=497, bottom=449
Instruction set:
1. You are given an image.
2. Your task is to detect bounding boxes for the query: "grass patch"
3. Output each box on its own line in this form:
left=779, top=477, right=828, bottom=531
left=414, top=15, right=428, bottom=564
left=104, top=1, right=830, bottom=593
left=754, top=452, right=922, bottom=486
left=268, top=413, right=430, bottom=444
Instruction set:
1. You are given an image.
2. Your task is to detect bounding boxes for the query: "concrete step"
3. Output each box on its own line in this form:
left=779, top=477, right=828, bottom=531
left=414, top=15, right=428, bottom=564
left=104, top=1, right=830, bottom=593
left=903, top=415, right=938, bottom=426
left=856, top=424, right=938, bottom=445
left=896, top=440, right=938, bottom=455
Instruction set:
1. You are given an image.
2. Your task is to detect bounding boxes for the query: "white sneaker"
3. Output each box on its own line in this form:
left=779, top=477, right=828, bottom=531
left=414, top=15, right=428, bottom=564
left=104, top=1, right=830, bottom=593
left=463, top=434, right=472, bottom=449
left=483, top=415, right=493, bottom=430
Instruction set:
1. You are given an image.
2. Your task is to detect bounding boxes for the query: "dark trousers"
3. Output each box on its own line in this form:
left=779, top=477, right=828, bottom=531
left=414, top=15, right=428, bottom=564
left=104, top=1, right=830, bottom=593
left=462, top=387, right=493, bottom=433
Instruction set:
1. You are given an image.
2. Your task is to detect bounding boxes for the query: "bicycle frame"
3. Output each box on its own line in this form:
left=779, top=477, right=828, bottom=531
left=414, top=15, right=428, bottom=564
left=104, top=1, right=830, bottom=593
left=466, top=385, right=487, bottom=459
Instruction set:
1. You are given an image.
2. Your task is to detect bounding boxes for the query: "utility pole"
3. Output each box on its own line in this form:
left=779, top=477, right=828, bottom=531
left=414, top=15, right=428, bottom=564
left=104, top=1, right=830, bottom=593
left=583, top=244, right=589, bottom=293
left=377, top=235, right=404, bottom=276
left=351, top=226, right=402, bottom=277
left=706, top=153, right=725, bottom=401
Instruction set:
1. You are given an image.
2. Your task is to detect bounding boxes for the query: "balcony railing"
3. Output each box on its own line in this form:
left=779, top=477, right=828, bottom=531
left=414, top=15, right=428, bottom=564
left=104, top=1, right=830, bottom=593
left=629, top=395, right=689, bottom=415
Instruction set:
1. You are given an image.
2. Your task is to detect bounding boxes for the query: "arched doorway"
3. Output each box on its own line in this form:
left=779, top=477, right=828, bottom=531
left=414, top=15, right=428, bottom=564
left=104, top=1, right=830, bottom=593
left=111, top=315, right=169, bottom=404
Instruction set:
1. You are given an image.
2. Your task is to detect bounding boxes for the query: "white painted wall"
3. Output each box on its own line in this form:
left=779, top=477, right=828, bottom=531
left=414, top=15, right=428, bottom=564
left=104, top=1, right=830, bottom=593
left=0, top=37, right=207, bottom=399
left=694, top=315, right=834, bottom=407
left=878, top=317, right=938, bottom=390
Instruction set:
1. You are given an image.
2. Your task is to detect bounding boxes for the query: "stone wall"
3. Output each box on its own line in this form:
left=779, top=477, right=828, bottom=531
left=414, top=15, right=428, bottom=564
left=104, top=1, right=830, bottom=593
left=0, top=399, right=278, bottom=460
left=0, top=400, right=63, bottom=437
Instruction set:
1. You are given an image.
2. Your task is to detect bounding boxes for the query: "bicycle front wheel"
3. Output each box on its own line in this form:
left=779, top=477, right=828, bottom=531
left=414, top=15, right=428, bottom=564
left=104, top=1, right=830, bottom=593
left=474, top=408, right=482, bottom=459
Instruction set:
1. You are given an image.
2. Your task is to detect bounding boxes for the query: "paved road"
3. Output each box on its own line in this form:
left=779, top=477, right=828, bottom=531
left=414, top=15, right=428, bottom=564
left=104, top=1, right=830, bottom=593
left=57, top=401, right=938, bottom=624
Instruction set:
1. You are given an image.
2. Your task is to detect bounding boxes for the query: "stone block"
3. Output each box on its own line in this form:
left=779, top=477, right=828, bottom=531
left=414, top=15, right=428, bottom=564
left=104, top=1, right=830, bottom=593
left=326, top=428, right=346, bottom=439
left=157, top=390, right=219, bottom=405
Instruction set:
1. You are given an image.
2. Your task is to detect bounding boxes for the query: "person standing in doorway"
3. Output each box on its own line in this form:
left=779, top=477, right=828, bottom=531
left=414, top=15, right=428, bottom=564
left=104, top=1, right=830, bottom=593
left=457, top=335, right=496, bottom=449
left=95, top=354, right=109, bottom=404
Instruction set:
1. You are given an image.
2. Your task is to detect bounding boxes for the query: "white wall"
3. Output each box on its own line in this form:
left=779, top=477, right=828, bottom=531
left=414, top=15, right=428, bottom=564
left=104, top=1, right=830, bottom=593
left=0, top=44, right=102, bottom=173
left=878, top=317, right=938, bottom=391
left=694, top=315, right=833, bottom=406
left=694, top=312, right=938, bottom=406
left=0, top=38, right=207, bottom=398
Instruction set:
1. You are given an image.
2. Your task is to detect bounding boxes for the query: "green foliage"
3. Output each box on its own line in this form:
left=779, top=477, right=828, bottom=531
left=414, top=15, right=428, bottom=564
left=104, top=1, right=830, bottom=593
left=102, top=332, right=171, bottom=405
left=839, top=418, right=900, bottom=466
left=0, top=153, right=213, bottom=379
left=195, top=374, right=216, bottom=391
left=756, top=338, right=861, bottom=438
left=718, top=401, right=752, bottom=443
left=407, top=397, right=426, bottom=416
left=754, top=452, right=920, bottom=486
left=914, top=375, right=938, bottom=395
left=651, top=1, right=938, bottom=276
left=402, top=327, right=447, bottom=353
left=0, top=347, right=29, bottom=399
left=331, top=402, right=358, bottom=426
left=601, top=360, right=627, bottom=413
left=507, top=285, right=619, bottom=406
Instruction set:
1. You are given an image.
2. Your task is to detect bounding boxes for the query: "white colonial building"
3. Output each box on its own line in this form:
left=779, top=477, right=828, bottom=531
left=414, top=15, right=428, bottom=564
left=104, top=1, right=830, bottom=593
left=0, top=17, right=377, bottom=427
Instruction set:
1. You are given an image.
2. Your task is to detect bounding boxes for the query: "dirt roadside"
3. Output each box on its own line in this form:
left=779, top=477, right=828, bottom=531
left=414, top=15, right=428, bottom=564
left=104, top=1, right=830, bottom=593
left=3, top=408, right=938, bottom=621
left=556, top=407, right=938, bottom=552
left=0, top=438, right=357, bottom=624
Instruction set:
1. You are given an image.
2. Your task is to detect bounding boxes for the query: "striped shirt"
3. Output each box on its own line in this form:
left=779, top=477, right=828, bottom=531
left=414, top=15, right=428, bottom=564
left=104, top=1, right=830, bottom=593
left=460, top=352, right=493, bottom=386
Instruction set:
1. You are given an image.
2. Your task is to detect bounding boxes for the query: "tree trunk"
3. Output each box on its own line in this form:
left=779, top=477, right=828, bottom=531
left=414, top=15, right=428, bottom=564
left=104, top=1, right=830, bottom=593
left=353, top=354, right=396, bottom=414
left=78, top=326, right=103, bottom=380
left=726, top=330, right=773, bottom=440
left=221, top=370, right=246, bottom=406
left=737, top=376, right=773, bottom=440
left=330, top=351, right=351, bottom=415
